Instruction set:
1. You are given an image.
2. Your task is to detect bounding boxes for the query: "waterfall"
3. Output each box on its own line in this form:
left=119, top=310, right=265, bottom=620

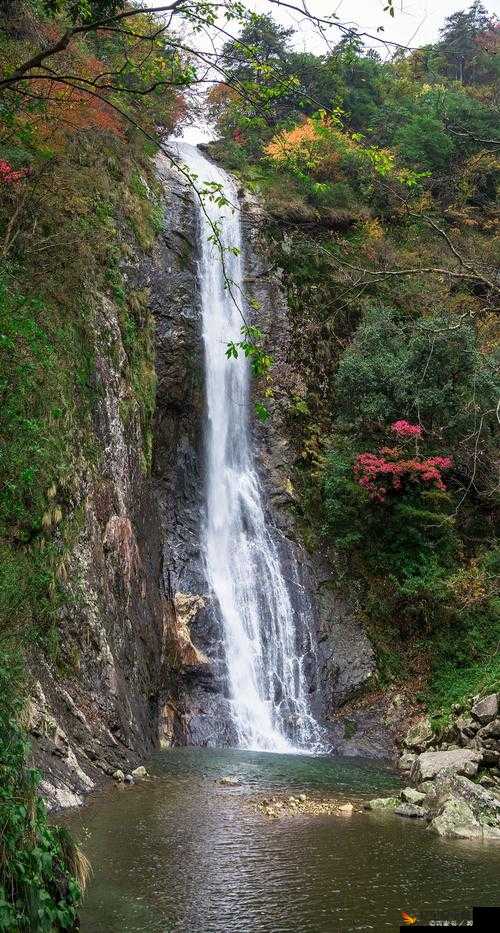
left=173, top=141, right=322, bottom=753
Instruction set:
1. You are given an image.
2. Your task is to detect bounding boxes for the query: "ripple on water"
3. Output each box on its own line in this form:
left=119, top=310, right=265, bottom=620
left=60, top=748, right=500, bottom=933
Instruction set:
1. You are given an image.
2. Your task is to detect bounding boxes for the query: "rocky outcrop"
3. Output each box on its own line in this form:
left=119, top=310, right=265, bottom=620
left=28, top=280, right=165, bottom=808
left=426, top=774, right=500, bottom=839
left=365, top=774, right=500, bottom=839
left=400, top=694, right=500, bottom=787
left=241, top=193, right=398, bottom=758
left=391, top=694, right=500, bottom=839
left=151, top=157, right=239, bottom=749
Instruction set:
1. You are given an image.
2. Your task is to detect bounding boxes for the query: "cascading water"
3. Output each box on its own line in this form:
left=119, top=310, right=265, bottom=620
left=173, top=141, right=322, bottom=753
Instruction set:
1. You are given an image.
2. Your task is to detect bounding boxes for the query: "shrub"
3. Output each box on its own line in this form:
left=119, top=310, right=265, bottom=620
left=0, top=649, right=84, bottom=931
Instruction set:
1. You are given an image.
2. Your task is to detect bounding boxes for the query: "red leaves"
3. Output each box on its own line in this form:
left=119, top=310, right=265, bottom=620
left=0, top=160, right=30, bottom=184
left=391, top=419, right=422, bottom=438
left=354, top=447, right=453, bottom=502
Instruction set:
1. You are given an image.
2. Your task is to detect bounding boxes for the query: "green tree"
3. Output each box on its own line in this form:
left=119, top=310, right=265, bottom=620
left=439, top=1, right=496, bottom=83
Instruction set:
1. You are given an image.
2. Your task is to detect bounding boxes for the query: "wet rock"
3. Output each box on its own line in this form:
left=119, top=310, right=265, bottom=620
left=430, top=798, right=482, bottom=839
left=401, top=787, right=426, bottom=805
left=411, top=748, right=480, bottom=783
left=364, top=796, right=399, bottom=811
left=220, top=776, right=240, bottom=786
left=394, top=803, right=428, bottom=819
left=471, top=694, right=498, bottom=725
left=113, top=769, right=125, bottom=782
left=131, top=765, right=147, bottom=779
left=124, top=774, right=134, bottom=784
left=40, top=780, right=84, bottom=811
left=426, top=772, right=500, bottom=839
left=259, top=795, right=358, bottom=818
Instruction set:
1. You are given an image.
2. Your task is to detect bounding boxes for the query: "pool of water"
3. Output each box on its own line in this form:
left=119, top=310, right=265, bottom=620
left=62, top=748, right=500, bottom=932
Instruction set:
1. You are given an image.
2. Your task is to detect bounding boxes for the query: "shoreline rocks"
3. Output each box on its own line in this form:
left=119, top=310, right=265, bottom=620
left=395, top=693, right=500, bottom=839
left=411, top=748, right=481, bottom=782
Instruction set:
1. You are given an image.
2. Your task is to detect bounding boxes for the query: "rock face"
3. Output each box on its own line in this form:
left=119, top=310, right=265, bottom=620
left=30, top=153, right=406, bottom=810
left=28, top=269, right=165, bottom=809
left=242, top=196, right=397, bottom=759
left=411, top=748, right=481, bottom=782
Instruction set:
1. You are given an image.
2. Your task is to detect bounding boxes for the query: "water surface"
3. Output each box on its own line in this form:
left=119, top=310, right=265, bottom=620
left=62, top=749, right=500, bottom=932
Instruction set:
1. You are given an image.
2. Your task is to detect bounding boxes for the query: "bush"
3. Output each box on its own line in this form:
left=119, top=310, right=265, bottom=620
left=323, top=431, right=460, bottom=629
left=0, top=649, right=84, bottom=931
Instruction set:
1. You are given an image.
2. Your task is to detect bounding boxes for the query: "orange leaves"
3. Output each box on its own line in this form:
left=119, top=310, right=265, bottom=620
left=265, top=120, right=319, bottom=162
left=27, top=77, right=125, bottom=146
left=264, top=116, right=360, bottom=182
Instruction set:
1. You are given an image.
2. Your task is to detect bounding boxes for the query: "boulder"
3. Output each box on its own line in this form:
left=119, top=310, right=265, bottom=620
left=124, top=774, right=134, bottom=784
left=426, top=772, right=500, bottom=839
left=112, top=769, right=125, bottom=782
left=479, top=774, right=495, bottom=787
left=131, top=765, right=147, bottom=779
left=481, top=749, right=500, bottom=767
left=478, top=718, right=500, bottom=740
left=394, top=803, right=428, bottom=819
left=364, top=796, right=399, bottom=811
left=401, top=787, right=426, bottom=805
left=417, top=781, right=435, bottom=795
left=219, top=776, right=240, bottom=786
left=455, top=714, right=478, bottom=743
left=403, top=718, right=434, bottom=752
left=471, top=694, right=498, bottom=725
left=398, top=753, right=417, bottom=772
left=430, top=798, right=483, bottom=839
left=411, top=748, right=480, bottom=783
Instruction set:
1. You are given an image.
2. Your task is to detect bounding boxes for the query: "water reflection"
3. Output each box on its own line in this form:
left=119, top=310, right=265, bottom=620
left=61, top=749, right=500, bottom=932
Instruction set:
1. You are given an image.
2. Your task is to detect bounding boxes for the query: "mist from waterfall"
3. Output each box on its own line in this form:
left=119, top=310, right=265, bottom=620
left=173, top=140, right=322, bottom=752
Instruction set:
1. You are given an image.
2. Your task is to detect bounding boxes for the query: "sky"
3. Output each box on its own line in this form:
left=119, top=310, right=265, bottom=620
left=251, top=1, right=500, bottom=55
left=146, top=0, right=500, bottom=58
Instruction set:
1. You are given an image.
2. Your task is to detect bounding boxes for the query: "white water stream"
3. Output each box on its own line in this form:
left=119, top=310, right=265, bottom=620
left=173, top=141, right=321, bottom=752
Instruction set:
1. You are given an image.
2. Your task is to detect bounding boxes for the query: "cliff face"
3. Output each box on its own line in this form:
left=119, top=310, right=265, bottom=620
left=28, top=236, right=167, bottom=810
left=241, top=198, right=400, bottom=759
left=28, top=156, right=401, bottom=810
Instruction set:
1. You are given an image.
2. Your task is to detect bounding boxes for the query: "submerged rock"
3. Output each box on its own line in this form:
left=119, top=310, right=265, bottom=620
left=220, top=776, right=240, bottom=786
left=364, top=796, right=399, bottom=811
left=339, top=803, right=354, bottom=814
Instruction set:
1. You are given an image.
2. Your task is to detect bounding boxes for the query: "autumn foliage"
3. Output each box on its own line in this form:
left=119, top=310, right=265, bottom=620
left=0, top=161, right=30, bottom=184
left=354, top=447, right=453, bottom=502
